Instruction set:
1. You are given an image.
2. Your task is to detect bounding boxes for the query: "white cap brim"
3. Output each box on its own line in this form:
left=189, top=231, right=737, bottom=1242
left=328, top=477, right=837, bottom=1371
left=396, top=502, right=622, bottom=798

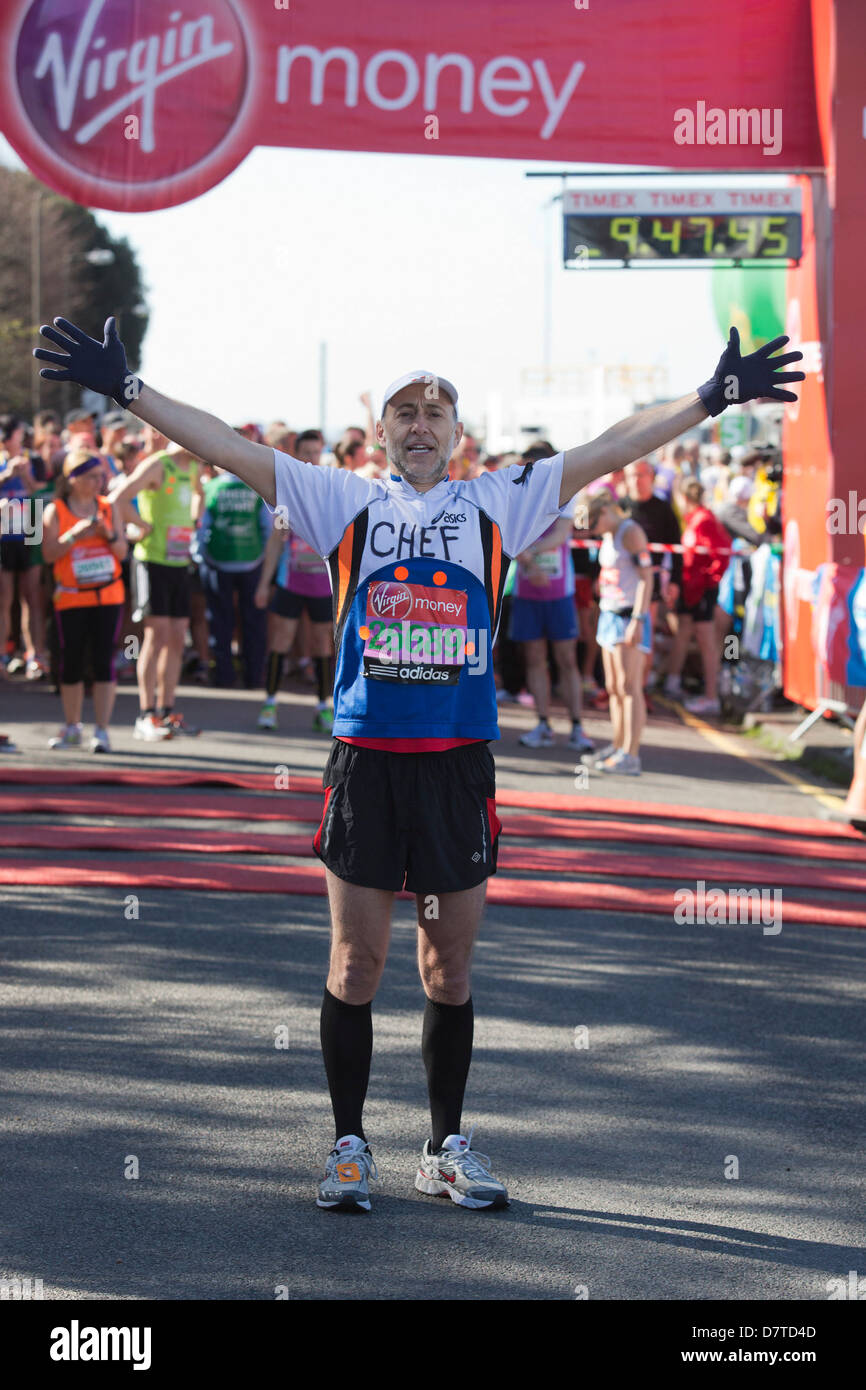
left=381, top=371, right=458, bottom=419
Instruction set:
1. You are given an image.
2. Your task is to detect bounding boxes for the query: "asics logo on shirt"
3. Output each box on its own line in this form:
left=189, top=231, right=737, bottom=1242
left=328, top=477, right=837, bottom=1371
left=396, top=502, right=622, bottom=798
left=430, top=510, right=467, bottom=526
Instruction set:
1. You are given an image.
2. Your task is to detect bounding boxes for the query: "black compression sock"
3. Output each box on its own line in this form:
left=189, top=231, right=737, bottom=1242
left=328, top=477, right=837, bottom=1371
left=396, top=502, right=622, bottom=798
left=314, top=655, right=334, bottom=704
left=422, top=996, right=474, bottom=1152
left=265, top=650, right=284, bottom=698
left=320, top=987, right=373, bottom=1143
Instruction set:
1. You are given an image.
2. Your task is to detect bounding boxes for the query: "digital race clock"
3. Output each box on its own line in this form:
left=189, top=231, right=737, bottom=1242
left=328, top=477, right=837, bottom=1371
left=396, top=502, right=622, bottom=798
left=562, top=187, right=802, bottom=266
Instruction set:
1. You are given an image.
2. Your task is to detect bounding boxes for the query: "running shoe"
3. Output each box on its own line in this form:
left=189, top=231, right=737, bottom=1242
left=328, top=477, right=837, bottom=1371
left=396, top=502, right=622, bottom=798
left=25, top=659, right=47, bottom=681
left=134, top=714, right=172, bottom=742
left=683, top=695, right=720, bottom=716
left=495, top=688, right=520, bottom=704
left=661, top=675, right=683, bottom=698
left=415, top=1131, right=508, bottom=1210
left=567, top=726, right=594, bottom=753
left=614, top=752, right=642, bottom=775
left=162, top=712, right=200, bottom=736
left=593, top=748, right=626, bottom=772
left=91, top=727, right=111, bottom=754
left=584, top=741, right=616, bottom=766
left=316, top=1135, right=378, bottom=1212
left=519, top=722, right=554, bottom=748
left=6, top=656, right=26, bottom=676
left=48, top=724, right=82, bottom=750
left=313, top=707, right=334, bottom=733
left=257, top=699, right=278, bottom=731
left=0, top=733, right=17, bottom=753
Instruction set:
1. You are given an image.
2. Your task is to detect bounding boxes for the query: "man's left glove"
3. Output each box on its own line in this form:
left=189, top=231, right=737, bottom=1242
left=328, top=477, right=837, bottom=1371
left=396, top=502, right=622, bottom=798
left=33, top=316, right=142, bottom=406
left=697, top=326, right=804, bottom=418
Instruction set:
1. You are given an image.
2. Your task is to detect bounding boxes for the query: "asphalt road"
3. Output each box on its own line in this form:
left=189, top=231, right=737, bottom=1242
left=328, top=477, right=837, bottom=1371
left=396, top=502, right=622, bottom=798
left=1, top=678, right=864, bottom=1300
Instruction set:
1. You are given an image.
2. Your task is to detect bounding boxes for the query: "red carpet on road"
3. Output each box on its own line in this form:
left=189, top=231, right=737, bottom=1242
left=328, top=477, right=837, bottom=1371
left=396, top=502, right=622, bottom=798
left=1, top=766, right=863, bottom=928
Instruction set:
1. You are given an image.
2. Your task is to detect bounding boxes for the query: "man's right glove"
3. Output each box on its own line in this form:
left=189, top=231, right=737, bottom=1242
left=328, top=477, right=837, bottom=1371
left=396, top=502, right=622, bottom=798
left=33, top=316, right=142, bottom=406
left=697, top=326, right=804, bottom=417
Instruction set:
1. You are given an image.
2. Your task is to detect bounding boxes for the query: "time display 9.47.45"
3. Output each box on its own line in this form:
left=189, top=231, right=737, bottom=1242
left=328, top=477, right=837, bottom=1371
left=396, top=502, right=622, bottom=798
left=562, top=188, right=802, bottom=266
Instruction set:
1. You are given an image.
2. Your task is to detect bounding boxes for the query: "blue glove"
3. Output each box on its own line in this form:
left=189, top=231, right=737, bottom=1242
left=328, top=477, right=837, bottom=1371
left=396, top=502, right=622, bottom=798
left=697, top=326, right=804, bottom=418
left=33, top=316, right=142, bottom=406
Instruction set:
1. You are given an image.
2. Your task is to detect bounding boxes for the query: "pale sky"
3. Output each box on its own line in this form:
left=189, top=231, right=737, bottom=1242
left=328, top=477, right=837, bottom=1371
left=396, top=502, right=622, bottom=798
left=1, top=134, right=789, bottom=446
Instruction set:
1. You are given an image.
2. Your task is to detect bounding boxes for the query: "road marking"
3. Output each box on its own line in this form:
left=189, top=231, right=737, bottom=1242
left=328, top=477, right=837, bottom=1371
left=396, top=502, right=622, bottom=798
left=657, top=696, right=846, bottom=815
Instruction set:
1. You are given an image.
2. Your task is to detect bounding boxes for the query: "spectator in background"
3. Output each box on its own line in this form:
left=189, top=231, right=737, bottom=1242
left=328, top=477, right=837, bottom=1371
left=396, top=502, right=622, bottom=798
left=662, top=478, right=731, bottom=715
left=510, top=493, right=593, bottom=753
left=337, top=439, right=368, bottom=471
left=716, top=475, right=765, bottom=547
left=99, top=410, right=132, bottom=485
left=63, top=407, right=98, bottom=451
left=654, top=442, right=683, bottom=501
left=449, top=432, right=483, bottom=482
left=265, top=423, right=297, bottom=458
left=584, top=489, right=652, bottom=776
left=40, top=449, right=127, bottom=752
left=623, top=458, right=682, bottom=705
left=294, top=429, right=325, bottom=467
left=195, top=468, right=270, bottom=689
left=0, top=413, right=46, bottom=679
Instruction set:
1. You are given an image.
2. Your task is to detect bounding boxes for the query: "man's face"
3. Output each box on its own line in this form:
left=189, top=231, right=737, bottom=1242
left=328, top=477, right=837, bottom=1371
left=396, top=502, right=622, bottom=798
left=625, top=461, right=654, bottom=502
left=295, top=438, right=323, bottom=465
left=377, top=384, right=461, bottom=491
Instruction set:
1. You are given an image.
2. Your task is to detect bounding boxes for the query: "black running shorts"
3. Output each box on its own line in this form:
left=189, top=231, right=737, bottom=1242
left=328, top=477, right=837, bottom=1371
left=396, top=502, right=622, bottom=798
left=314, top=739, right=502, bottom=894
left=676, top=584, right=719, bottom=623
left=270, top=584, right=332, bottom=623
left=134, top=560, right=190, bottom=619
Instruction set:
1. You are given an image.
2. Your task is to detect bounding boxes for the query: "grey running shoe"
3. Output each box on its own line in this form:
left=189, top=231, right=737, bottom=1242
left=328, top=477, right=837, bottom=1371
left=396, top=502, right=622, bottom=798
left=316, top=1135, right=378, bottom=1212
left=415, top=1130, right=508, bottom=1209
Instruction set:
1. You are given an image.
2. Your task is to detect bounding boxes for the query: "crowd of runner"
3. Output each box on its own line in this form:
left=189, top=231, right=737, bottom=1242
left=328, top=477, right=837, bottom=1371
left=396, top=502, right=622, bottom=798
left=0, top=402, right=782, bottom=770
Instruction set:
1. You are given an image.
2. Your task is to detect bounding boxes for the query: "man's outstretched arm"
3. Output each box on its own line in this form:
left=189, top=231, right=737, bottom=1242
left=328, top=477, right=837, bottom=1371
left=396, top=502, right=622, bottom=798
left=557, top=326, right=804, bottom=506
left=34, top=316, right=276, bottom=504
left=560, top=391, right=706, bottom=504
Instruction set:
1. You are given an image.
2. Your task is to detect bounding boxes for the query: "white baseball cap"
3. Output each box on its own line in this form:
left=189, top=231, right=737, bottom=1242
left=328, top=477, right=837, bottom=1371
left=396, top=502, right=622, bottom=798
left=381, top=371, right=458, bottom=419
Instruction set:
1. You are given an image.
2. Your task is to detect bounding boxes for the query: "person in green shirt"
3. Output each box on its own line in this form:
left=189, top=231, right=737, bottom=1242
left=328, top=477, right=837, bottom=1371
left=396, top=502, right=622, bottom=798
left=194, top=468, right=270, bottom=687
left=108, top=429, right=202, bottom=739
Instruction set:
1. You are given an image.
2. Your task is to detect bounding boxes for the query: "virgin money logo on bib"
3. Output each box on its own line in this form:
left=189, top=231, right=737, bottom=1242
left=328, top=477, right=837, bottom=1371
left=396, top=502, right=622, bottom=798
left=15, top=0, right=248, bottom=196
left=369, top=583, right=413, bottom=621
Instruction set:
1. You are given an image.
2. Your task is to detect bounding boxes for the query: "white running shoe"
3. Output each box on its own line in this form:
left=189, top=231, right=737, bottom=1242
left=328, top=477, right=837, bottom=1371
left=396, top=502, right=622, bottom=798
left=662, top=675, right=683, bottom=698
left=684, top=695, right=720, bottom=716
left=519, top=722, right=555, bottom=748
left=416, top=1131, right=508, bottom=1210
left=91, top=727, right=111, bottom=754
left=134, top=714, right=172, bottom=741
left=567, top=726, right=594, bottom=753
left=257, top=699, right=277, bottom=730
left=316, top=1135, right=378, bottom=1212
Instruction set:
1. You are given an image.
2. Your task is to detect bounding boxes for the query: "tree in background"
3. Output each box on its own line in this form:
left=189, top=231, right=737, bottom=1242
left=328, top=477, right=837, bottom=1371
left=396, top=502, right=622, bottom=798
left=0, top=167, right=148, bottom=421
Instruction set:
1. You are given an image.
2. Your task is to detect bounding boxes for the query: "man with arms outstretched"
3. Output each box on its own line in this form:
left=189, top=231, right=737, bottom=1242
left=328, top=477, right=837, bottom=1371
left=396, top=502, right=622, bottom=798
left=34, top=317, right=802, bottom=1212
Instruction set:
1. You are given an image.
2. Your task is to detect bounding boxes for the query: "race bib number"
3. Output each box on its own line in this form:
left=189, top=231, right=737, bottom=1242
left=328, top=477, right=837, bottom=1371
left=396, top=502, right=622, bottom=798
left=165, top=525, right=193, bottom=561
left=70, top=545, right=115, bottom=586
left=599, top=564, right=621, bottom=597
left=533, top=549, right=563, bottom=579
left=290, top=536, right=326, bottom=575
left=362, top=580, right=469, bottom=685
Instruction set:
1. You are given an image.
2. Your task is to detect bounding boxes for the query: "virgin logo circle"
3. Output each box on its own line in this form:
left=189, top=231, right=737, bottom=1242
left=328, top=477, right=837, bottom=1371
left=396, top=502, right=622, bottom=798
left=15, top=0, right=249, bottom=192
left=370, top=583, right=413, bottom=620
